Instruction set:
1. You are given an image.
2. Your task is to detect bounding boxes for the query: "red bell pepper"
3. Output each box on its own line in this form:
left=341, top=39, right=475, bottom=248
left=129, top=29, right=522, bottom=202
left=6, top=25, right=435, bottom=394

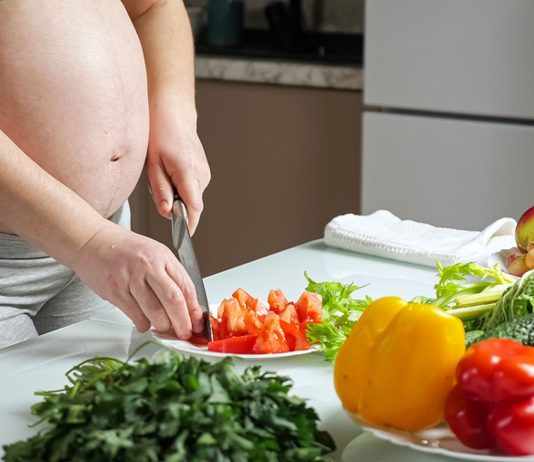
left=456, top=338, right=526, bottom=402
left=489, top=396, right=534, bottom=456
left=444, top=385, right=495, bottom=450
left=445, top=338, right=534, bottom=456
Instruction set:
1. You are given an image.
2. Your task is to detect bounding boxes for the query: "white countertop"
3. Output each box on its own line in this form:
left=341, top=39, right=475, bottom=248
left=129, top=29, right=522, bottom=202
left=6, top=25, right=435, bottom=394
left=1, top=240, right=466, bottom=461
left=195, top=56, right=363, bottom=91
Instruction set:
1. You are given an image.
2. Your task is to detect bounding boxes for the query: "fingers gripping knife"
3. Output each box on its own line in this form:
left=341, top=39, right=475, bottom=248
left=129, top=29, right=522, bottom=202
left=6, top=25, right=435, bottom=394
left=171, top=195, right=213, bottom=342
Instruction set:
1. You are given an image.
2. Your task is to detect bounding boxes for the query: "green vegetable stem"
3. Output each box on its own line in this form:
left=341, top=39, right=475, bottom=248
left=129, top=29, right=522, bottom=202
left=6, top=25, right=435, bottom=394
left=424, top=262, right=516, bottom=329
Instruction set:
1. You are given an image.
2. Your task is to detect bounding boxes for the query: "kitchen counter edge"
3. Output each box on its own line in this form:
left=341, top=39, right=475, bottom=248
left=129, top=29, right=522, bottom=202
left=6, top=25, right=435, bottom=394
left=195, top=55, right=363, bottom=91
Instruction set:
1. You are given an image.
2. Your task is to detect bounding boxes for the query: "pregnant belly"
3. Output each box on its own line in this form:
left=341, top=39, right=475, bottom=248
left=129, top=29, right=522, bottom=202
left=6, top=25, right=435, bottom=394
left=0, top=1, right=149, bottom=228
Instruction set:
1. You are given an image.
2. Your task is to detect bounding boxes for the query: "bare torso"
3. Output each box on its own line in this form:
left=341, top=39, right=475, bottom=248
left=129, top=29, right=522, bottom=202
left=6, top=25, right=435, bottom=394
left=0, top=0, right=149, bottom=233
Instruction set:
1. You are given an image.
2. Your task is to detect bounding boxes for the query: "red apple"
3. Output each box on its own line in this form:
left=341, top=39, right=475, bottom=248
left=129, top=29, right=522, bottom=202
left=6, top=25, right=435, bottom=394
left=516, top=206, right=534, bottom=252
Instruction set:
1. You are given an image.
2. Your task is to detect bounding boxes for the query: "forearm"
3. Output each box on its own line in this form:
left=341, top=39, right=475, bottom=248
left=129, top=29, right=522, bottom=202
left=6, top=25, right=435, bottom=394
left=0, top=130, right=107, bottom=267
left=124, top=0, right=197, bottom=119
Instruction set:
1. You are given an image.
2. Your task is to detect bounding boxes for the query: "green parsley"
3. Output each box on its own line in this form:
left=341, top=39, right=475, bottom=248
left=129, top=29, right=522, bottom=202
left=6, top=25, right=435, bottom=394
left=304, top=272, right=371, bottom=363
left=3, top=348, right=335, bottom=462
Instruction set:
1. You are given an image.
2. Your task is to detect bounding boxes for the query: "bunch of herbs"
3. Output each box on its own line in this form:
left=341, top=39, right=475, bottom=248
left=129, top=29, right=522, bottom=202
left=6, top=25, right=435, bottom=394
left=3, top=349, right=335, bottom=462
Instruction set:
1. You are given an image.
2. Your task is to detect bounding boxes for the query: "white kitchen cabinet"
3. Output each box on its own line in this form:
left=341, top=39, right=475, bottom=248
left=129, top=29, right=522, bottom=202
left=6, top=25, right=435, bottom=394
left=362, top=112, right=534, bottom=230
left=365, top=0, right=534, bottom=119
left=363, top=0, right=534, bottom=231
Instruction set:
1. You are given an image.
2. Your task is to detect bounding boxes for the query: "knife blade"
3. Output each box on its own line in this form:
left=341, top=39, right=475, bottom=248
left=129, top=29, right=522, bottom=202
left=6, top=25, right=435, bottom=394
left=171, top=196, right=213, bottom=342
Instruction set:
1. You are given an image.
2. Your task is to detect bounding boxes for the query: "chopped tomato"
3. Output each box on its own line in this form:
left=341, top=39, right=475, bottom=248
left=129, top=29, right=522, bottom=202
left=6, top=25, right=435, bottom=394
left=251, top=298, right=268, bottom=315
left=210, top=315, right=220, bottom=340
left=232, top=288, right=254, bottom=309
left=244, top=309, right=264, bottom=335
left=253, top=312, right=289, bottom=354
left=212, top=288, right=321, bottom=354
left=207, top=335, right=258, bottom=354
left=220, top=298, right=247, bottom=337
left=279, top=303, right=299, bottom=323
left=268, top=289, right=288, bottom=313
left=188, top=334, right=210, bottom=347
left=280, top=320, right=312, bottom=351
left=296, top=291, right=323, bottom=323
left=253, top=330, right=289, bottom=354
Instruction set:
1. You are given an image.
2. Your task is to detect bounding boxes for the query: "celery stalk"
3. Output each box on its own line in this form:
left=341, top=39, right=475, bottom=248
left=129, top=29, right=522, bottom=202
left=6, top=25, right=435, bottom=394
left=453, top=285, right=509, bottom=308
left=449, top=303, right=496, bottom=321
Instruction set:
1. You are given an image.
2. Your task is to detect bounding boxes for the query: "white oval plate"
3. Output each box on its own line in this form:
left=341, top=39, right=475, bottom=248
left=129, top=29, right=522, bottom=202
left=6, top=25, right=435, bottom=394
left=152, top=303, right=319, bottom=360
left=153, top=336, right=319, bottom=360
left=351, top=414, right=534, bottom=461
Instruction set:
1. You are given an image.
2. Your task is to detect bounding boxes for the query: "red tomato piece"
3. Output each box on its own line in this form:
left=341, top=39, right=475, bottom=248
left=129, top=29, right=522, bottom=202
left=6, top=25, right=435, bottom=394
left=220, top=298, right=247, bottom=337
left=279, top=303, right=299, bottom=324
left=253, top=312, right=289, bottom=354
left=210, top=315, right=220, bottom=340
left=251, top=298, right=268, bottom=315
left=295, top=291, right=323, bottom=323
left=232, top=288, right=254, bottom=309
left=294, top=324, right=312, bottom=351
left=444, top=384, right=495, bottom=450
left=253, top=330, right=289, bottom=354
left=217, top=300, right=226, bottom=319
left=280, top=320, right=311, bottom=351
left=267, top=289, right=288, bottom=314
left=244, top=309, right=264, bottom=335
left=188, top=335, right=209, bottom=347
left=207, top=335, right=259, bottom=354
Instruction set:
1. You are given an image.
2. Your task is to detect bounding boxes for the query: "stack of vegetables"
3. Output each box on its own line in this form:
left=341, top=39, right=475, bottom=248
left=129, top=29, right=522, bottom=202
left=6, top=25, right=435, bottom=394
left=327, top=284, right=534, bottom=455
left=300, top=219, right=534, bottom=455
left=301, top=253, right=534, bottom=454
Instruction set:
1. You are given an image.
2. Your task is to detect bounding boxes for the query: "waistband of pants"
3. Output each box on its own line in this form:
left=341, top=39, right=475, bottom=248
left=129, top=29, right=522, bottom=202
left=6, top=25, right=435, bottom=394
left=0, top=201, right=131, bottom=260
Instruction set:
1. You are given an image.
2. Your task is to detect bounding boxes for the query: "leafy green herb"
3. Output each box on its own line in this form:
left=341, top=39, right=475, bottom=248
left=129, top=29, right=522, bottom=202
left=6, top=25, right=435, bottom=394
left=304, top=272, right=371, bottom=362
left=3, top=349, right=335, bottom=462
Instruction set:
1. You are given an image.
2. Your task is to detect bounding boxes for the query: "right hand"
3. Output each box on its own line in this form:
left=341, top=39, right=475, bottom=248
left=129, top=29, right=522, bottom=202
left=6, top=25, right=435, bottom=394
left=72, top=221, right=204, bottom=338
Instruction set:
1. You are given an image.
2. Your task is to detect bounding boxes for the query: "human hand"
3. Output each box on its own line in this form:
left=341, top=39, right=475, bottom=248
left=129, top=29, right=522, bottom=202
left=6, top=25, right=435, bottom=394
left=146, top=103, right=210, bottom=235
left=72, top=221, right=204, bottom=338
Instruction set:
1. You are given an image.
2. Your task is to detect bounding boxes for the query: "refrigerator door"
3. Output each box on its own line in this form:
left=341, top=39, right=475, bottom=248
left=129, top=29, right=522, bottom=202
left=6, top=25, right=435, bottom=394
left=362, top=112, right=534, bottom=230
left=365, top=0, right=534, bottom=119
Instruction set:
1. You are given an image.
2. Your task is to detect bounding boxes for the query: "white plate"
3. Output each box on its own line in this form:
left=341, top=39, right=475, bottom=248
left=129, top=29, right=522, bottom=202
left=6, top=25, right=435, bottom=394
left=351, top=414, right=534, bottom=461
left=152, top=303, right=319, bottom=360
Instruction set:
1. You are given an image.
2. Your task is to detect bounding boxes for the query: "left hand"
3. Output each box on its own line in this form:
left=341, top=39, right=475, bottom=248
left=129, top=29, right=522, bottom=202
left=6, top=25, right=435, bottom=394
left=146, top=102, right=210, bottom=235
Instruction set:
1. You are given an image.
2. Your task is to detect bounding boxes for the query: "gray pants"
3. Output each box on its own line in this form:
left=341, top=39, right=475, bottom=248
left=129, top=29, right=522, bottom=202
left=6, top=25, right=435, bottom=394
left=0, top=202, right=130, bottom=349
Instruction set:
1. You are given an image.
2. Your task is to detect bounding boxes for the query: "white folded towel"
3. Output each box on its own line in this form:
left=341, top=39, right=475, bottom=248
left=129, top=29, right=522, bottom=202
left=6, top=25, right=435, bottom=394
left=324, top=210, right=517, bottom=267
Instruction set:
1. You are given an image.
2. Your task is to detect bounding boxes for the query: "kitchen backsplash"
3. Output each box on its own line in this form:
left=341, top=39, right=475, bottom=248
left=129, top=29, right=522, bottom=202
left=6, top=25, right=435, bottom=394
left=185, top=0, right=364, bottom=34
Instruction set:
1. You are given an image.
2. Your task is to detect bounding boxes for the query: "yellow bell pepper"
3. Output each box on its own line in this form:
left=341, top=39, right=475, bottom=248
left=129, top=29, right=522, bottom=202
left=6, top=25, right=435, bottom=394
left=334, top=297, right=465, bottom=430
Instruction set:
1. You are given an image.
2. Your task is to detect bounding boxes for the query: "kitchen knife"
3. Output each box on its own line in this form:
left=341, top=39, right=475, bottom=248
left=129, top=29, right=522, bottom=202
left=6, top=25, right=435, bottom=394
left=171, top=195, right=213, bottom=342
